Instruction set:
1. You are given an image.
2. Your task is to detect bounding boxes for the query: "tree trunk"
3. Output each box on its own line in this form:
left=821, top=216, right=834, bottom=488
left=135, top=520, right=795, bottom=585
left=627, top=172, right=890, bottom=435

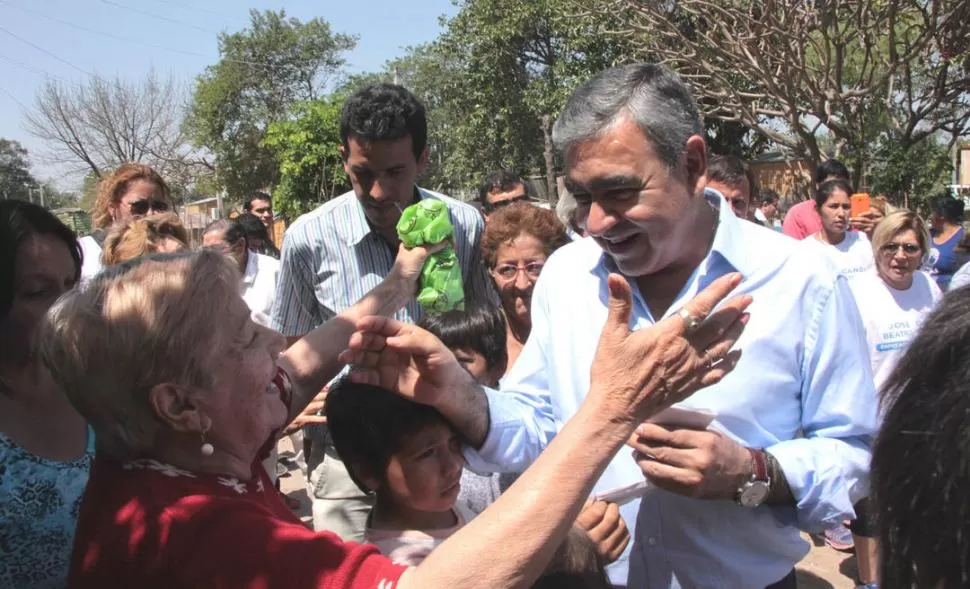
left=542, top=114, right=557, bottom=203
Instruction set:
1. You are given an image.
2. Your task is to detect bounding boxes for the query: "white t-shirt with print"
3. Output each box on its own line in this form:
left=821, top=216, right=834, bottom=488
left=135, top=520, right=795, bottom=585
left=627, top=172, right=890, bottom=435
left=802, top=231, right=875, bottom=279
left=848, top=270, right=942, bottom=390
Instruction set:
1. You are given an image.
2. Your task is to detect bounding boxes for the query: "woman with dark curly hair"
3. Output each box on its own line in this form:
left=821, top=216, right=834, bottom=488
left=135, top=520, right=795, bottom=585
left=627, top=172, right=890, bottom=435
left=79, top=163, right=172, bottom=281
left=480, top=202, right=571, bottom=373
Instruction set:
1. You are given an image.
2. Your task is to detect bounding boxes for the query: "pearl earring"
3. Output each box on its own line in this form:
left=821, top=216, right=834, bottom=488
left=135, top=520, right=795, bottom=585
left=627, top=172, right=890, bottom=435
left=200, top=427, right=214, bottom=457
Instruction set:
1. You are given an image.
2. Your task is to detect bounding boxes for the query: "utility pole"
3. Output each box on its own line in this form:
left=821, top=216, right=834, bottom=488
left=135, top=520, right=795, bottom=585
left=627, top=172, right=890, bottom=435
left=39, top=184, right=45, bottom=208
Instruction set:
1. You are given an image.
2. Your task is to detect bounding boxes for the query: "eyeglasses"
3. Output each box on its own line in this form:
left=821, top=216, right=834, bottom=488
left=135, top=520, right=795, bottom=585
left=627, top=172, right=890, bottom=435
left=493, top=262, right=545, bottom=281
left=483, top=195, right=530, bottom=213
left=880, top=242, right=921, bottom=256
left=127, top=199, right=169, bottom=215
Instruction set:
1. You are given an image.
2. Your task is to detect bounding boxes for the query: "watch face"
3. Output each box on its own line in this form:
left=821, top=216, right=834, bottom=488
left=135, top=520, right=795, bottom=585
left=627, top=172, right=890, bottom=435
left=739, top=481, right=770, bottom=507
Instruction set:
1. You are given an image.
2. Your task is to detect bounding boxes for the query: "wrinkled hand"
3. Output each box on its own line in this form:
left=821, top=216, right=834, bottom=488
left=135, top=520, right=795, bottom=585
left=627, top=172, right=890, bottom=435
left=389, top=241, right=448, bottom=290
left=337, top=316, right=471, bottom=408
left=574, top=500, right=630, bottom=563
left=628, top=423, right=751, bottom=500
left=589, top=272, right=751, bottom=424
left=850, top=210, right=882, bottom=237
left=283, top=388, right=328, bottom=435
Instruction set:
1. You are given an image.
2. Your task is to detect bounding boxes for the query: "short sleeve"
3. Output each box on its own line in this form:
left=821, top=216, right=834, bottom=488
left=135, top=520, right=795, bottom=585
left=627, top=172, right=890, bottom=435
left=168, top=499, right=408, bottom=589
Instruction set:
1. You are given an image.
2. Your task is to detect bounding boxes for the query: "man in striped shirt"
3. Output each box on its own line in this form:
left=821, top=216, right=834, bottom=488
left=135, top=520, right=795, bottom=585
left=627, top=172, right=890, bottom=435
left=270, top=83, right=494, bottom=541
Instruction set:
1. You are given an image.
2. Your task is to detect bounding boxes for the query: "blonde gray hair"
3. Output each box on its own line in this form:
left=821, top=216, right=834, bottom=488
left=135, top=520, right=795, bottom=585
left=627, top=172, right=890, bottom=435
left=872, top=210, right=931, bottom=262
left=37, top=250, right=239, bottom=459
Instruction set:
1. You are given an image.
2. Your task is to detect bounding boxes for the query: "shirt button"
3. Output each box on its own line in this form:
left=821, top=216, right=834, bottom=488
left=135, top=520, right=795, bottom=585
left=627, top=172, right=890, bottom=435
left=647, top=537, right=657, bottom=546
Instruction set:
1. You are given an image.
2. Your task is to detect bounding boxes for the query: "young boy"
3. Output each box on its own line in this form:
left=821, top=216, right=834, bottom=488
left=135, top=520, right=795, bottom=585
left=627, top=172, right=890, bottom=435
left=418, top=303, right=508, bottom=388
left=419, top=304, right=511, bottom=514
left=326, top=378, right=473, bottom=565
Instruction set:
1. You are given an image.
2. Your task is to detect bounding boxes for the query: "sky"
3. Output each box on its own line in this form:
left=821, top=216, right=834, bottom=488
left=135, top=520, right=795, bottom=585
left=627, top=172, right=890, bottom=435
left=0, top=0, right=458, bottom=188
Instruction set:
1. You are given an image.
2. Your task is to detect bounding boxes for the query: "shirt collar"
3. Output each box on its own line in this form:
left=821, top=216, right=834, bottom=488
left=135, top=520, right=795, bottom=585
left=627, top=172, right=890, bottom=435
left=241, top=251, right=259, bottom=286
left=597, top=188, right=754, bottom=278
left=704, top=187, right=754, bottom=277
left=345, top=186, right=426, bottom=247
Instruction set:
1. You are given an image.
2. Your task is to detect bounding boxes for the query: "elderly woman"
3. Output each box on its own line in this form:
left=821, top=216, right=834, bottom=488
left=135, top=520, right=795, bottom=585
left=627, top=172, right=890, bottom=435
left=481, top=202, right=572, bottom=372
left=0, top=201, right=92, bottom=589
left=101, top=212, right=189, bottom=265
left=79, top=163, right=173, bottom=280
left=845, top=210, right=942, bottom=587
left=39, top=242, right=748, bottom=587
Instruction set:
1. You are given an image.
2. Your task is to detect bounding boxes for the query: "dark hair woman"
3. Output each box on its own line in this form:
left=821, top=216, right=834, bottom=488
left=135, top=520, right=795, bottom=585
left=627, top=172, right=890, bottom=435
left=925, top=196, right=966, bottom=290
left=0, top=200, right=92, bottom=589
left=803, top=180, right=875, bottom=280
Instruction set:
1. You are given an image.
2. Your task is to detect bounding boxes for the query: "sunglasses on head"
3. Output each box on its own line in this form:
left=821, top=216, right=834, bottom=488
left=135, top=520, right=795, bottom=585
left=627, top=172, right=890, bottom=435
left=484, top=194, right=530, bottom=213
left=128, top=199, right=169, bottom=215
left=880, top=242, right=921, bottom=256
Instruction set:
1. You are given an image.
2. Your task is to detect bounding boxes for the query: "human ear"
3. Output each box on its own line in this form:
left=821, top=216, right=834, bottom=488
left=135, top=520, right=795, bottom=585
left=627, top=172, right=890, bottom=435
left=149, top=383, right=206, bottom=434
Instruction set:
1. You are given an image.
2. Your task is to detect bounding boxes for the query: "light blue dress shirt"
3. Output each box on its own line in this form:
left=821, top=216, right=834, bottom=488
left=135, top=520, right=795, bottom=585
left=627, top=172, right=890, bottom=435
left=464, top=190, right=878, bottom=588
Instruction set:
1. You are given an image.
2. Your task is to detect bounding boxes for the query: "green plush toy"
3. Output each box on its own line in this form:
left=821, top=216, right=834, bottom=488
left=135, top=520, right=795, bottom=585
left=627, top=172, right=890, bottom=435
left=396, top=200, right=465, bottom=313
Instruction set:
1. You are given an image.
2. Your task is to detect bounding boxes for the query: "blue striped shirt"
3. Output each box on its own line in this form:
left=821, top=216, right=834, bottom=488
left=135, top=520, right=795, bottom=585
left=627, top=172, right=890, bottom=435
left=271, top=186, right=494, bottom=336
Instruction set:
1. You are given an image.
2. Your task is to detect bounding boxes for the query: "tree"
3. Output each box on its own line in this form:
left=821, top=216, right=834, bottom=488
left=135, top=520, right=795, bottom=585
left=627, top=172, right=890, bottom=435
left=23, top=70, right=194, bottom=181
left=186, top=9, right=356, bottom=199
left=262, top=97, right=348, bottom=218
left=429, top=0, right=635, bottom=199
left=583, top=0, right=970, bottom=186
left=0, top=139, right=36, bottom=201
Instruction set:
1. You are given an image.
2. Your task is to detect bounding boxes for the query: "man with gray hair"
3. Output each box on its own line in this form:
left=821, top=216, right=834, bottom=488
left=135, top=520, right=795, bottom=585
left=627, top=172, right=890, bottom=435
left=432, top=63, right=877, bottom=587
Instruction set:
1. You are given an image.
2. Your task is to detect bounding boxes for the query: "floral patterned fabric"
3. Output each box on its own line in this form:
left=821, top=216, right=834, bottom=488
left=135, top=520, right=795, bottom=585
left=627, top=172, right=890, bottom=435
left=0, top=430, right=93, bottom=589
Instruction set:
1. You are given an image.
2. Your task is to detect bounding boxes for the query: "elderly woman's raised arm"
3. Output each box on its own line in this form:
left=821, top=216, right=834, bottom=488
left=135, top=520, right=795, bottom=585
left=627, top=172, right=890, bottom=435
left=340, top=272, right=750, bottom=589
left=277, top=244, right=436, bottom=425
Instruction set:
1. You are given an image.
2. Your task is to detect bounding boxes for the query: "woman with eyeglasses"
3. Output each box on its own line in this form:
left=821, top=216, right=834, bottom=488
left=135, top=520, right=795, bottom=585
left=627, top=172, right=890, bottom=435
left=844, top=210, right=942, bottom=589
left=79, top=163, right=172, bottom=281
left=480, top=202, right=571, bottom=374
left=803, top=179, right=875, bottom=280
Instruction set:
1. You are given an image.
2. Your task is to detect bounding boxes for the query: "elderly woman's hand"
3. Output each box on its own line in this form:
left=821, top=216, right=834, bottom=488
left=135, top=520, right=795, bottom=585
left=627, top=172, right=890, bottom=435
left=390, top=241, right=448, bottom=291
left=338, top=316, right=471, bottom=410
left=589, top=272, right=751, bottom=424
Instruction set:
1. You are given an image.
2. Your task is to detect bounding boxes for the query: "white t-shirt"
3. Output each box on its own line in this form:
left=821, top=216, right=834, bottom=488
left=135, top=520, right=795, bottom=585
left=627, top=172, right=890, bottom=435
left=802, top=231, right=875, bottom=279
left=78, top=234, right=105, bottom=282
left=848, top=270, right=942, bottom=390
left=241, top=251, right=280, bottom=326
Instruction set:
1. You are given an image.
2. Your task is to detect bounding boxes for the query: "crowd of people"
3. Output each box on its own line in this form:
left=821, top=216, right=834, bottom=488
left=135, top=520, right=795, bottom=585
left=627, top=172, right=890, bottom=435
left=2, top=61, right=970, bottom=589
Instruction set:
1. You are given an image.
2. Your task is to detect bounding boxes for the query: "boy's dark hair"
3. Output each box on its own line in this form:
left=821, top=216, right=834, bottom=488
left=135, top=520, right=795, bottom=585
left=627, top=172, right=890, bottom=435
left=243, top=192, right=271, bottom=212
left=532, top=527, right=611, bottom=589
left=326, top=378, right=449, bottom=492
left=813, top=159, right=850, bottom=185
left=340, top=83, right=427, bottom=159
left=478, top=169, right=527, bottom=205
left=707, top=154, right=757, bottom=197
left=873, top=284, right=970, bottom=588
left=418, top=303, right=508, bottom=375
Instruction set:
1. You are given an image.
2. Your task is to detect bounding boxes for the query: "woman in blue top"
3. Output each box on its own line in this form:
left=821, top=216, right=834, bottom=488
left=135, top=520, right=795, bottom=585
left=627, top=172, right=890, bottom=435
left=0, top=201, right=93, bottom=589
left=926, top=196, right=966, bottom=290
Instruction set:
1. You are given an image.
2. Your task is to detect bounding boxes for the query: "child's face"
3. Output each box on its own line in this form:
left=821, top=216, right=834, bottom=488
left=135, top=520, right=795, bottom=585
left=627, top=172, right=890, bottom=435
left=453, top=348, right=503, bottom=388
left=383, top=420, right=465, bottom=514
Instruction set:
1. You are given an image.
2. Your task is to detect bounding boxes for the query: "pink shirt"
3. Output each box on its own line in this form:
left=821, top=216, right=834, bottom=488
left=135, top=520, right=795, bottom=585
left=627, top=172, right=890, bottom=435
left=782, top=200, right=822, bottom=240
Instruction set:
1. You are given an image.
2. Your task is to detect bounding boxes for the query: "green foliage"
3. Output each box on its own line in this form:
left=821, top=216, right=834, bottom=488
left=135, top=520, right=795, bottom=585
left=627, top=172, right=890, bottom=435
left=262, top=97, right=348, bottom=219
left=869, top=134, right=953, bottom=207
left=186, top=9, right=356, bottom=200
left=0, top=138, right=36, bottom=201
left=342, top=0, right=634, bottom=196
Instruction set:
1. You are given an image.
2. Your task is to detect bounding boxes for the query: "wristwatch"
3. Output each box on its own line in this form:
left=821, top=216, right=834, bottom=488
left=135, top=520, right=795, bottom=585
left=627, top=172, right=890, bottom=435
left=736, top=448, right=771, bottom=507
